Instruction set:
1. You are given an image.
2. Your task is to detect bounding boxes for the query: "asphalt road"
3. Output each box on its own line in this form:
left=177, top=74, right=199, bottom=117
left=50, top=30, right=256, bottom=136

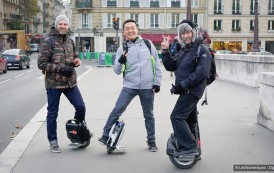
left=0, top=53, right=90, bottom=154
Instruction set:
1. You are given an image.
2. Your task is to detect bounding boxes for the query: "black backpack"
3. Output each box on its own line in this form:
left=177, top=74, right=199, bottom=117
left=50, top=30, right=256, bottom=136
left=194, top=44, right=217, bottom=86
left=193, top=44, right=218, bottom=105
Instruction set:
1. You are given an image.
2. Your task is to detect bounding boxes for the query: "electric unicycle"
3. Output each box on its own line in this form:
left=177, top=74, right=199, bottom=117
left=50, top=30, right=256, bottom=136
left=66, top=119, right=93, bottom=148
left=166, top=115, right=201, bottom=169
left=106, top=120, right=126, bottom=154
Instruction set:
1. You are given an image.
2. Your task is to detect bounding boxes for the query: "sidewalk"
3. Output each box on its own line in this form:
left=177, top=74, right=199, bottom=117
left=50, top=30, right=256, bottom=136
left=1, top=62, right=274, bottom=173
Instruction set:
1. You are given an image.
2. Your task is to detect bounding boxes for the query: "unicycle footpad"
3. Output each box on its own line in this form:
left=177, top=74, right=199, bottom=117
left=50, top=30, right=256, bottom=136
left=66, top=119, right=92, bottom=144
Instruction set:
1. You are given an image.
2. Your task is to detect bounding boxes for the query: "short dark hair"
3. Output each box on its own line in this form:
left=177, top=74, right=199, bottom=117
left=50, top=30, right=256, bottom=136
left=122, top=19, right=139, bottom=30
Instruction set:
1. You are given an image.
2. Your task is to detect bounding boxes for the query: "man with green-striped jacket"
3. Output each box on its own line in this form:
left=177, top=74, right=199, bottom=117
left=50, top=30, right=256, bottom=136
left=99, top=19, right=162, bottom=152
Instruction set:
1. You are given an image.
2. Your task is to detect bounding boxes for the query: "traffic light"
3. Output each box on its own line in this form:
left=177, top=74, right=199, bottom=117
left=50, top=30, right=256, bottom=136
left=112, top=17, right=119, bottom=30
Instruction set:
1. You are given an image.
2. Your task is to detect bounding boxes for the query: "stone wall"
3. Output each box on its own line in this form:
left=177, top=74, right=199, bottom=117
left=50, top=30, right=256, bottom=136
left=215, top=54, right=274, bottom=87
left=215, top=54, right=274, bottom=131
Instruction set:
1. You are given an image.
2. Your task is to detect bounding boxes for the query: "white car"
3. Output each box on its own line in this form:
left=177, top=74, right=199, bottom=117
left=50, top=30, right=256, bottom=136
left=30, top=44, right=39, bottom=53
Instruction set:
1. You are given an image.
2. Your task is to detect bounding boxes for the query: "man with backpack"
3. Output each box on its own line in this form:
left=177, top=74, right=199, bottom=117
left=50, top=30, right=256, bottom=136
left=161, top=20, right=211, bottom=157
left=38, top=15, right=87, bottom=153
left=98, top=19, right=162, bottom=152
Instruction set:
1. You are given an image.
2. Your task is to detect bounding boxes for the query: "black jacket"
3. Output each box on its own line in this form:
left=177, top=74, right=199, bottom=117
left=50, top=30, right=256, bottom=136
left=162, top=39, right=211, bottom=99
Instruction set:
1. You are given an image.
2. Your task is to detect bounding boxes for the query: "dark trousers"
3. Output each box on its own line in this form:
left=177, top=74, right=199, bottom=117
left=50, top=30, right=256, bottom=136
left=46, top=86, right=86, bottom=142
left=170, top=93, right=199, bottom=151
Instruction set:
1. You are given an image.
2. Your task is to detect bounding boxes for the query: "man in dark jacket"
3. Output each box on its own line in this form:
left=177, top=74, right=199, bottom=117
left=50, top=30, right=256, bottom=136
left=161, top=20, right=211, bottom=156
left=38, top=15, right=87, bottom=153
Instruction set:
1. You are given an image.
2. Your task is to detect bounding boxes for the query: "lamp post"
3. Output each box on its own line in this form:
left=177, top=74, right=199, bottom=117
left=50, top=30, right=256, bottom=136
left=186, top=0, right=192, bottom=20
left=252, top=0, right=260, bottom=52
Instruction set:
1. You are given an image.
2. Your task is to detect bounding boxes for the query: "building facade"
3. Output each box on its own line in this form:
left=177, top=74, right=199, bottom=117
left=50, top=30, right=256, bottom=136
left=208, top=0, right=274, bottom=53
left=70, top=0, right=207, bottom=53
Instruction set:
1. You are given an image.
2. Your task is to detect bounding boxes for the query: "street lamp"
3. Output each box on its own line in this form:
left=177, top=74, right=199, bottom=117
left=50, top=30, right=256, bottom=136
left=252, top=0, right=260, bottom=52
left=186, top=0, right=192, bottom=20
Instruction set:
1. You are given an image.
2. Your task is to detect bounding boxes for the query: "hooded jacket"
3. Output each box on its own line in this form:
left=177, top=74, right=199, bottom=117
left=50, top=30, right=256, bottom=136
left=38, top=28, right=78, bottom=89
left=162, top=37, right=211, bottom=99
left=113, top=37, right=162, bottom=89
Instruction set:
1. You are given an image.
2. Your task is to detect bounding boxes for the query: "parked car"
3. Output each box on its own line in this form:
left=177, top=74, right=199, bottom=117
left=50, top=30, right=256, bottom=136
left=248, top=51, right=273, bottom=55
left=0, top=53, right=7, bottom=73
left=1, top=49, right=30, bottom=70
left=30, top=43, right=39, bottom=53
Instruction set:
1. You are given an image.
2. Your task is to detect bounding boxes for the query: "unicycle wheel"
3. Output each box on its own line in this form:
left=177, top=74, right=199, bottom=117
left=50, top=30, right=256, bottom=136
left=107, top=146, right=114, bottom=154
left=80, top=139, right=90, bottom=148
left=169, top=155, right=197, bottom=169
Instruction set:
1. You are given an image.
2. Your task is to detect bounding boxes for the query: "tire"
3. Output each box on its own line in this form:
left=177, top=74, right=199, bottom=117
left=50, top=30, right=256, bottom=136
left=169, top=155, right=197, bottom=169
left=107, top=146, right=114, bottom=154
left=79, top=140, right=90, bottom=148
left=26, top=60, right=30, bottom=69
left=19, top=61, right=24, bottom=70
left=3, top=64, right=7, bottom=73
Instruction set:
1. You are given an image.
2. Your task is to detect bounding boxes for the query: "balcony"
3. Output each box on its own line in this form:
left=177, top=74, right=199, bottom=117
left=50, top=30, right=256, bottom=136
left=130, top=1, right=139, bottom=7
left=10, top=13, right=21, bottom=20
left=250, top=6, right=260, bottom=15
left=268, top=8, right=274, bottom=15
left=76, top=0, right=92, bottom=8
left=232, top=6, right=242, bottom=15
left=231, top=27, right=241, bottom=32
left=150, top=1, right=159, bottom=8
left=107, top=1, right=117, bottom=7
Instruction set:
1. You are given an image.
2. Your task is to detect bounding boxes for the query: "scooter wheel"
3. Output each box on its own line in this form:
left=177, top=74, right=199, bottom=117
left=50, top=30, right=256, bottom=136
left=107, top=146, right=114, bottom=154
left=80, top=140, right=90, bottom=148
left=169, top=155, right=197, bottom=169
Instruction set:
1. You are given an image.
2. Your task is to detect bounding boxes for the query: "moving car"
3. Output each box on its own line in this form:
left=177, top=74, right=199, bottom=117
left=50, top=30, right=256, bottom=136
left=2, top=49, right=30, bottom=70
left=30, top=43, right=39, bottom=53
left=0, top=53, right=7, bottom=73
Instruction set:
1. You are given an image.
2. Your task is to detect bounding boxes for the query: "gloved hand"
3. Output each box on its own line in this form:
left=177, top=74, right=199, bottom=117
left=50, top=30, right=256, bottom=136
left=170, top=83, right=184, bottom=95
left=60, top=66, right=74, bottom=77
left=153, top=85, right=160, bottom=93
left=118, top=54, right=127, bottom=64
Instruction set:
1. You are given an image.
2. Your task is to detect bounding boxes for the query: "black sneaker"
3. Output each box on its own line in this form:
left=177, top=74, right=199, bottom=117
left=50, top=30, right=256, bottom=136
left=147, top=141, right=158, bottom=152
left=98, top=135, right=109, bottom=145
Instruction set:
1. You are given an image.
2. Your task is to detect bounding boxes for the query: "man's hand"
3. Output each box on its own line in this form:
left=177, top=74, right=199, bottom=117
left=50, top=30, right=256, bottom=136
left=60, top=66, right=74, bottom=77
left=161, top=35, right=171, bottom=50
left=170, top=84, right=184, bottom=95
left=118, top=51, right=127, bottom=64
left=73, top=58, right=81, bottom=67
left=153, top=85, right=160, bottom=93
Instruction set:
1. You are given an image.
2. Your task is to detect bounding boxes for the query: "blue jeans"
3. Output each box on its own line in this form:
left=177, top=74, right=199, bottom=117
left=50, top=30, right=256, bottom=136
left=103, top=87, right=156, bottom=142
left=171, top=93, right=199, bottom=151
left=46, top=86, right=86, bottom=142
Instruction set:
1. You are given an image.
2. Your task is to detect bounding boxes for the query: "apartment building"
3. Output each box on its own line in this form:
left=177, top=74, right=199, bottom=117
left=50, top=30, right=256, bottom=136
left=70, top=0, right=207, bottom=52
left=208, top=0, right=274, bottom=53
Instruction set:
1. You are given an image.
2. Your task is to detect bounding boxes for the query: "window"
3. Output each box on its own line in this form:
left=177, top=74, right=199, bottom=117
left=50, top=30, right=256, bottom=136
left=82, top=14, right=89, bottom=28
left=150, top=14, right=159, bottom=28
left=268, top=20, right=274, bottom=30
left=107, top=13, right=116, bottom=28
left=232, top=0, right=241, bottom=14
left=269, top=0, right=274, bottom=14
left=250, top=20, right=254, bottom=31
left=171, top=14, right=180, bottom=28
left=150, top=0, right=159, bottom=7
left=232, top=20, right=241, bottom=31
left=191, top=0, right=199, bottom=7
left=214, top=20, right=222, bottom=31
left=171, top=0, right=180, bottom=7
left=107, top=0, right=117, bottom=7
left=130, top=14, right=139, bottom=25
left=130, top=0, right=139, bottom=7
left=250, top=0, right=260, bottom=14
left=192, top=14, right=198, bottom=26
left=214, top=0, right=223, bottom=14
